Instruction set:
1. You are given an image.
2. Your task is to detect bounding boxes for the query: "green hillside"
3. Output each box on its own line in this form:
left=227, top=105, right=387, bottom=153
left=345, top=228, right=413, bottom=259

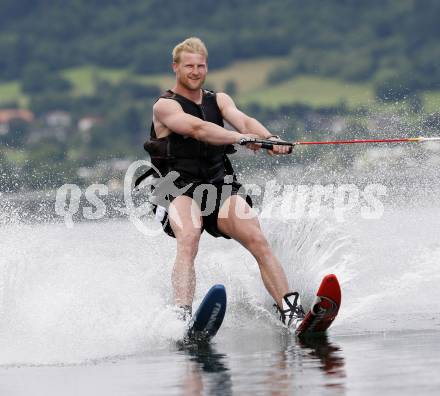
left=238, top=76, right=374, bottom=108
left=0, top=57, right=375, bottom=110
left=0, top=81, right=23, bottom=104
left=4, top=55, right=440, bottom=112
left=1, top=0, right=440, bottom=96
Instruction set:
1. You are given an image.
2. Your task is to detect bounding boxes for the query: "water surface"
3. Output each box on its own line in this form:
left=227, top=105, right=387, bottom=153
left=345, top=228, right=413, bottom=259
left=1, top=161, right=440, bottom=395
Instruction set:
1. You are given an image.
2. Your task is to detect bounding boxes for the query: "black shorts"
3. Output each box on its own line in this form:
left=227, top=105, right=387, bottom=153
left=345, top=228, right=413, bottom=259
left=153, top=179, right=252, bottom=239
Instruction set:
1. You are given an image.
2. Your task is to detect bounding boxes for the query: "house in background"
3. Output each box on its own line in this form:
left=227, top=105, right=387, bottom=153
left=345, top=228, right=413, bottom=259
left=78, top=116, right=103, bottom=132
left=0, top=109, right=35, bottom=135
left=78, top=116, right=104, bottom=142
left=44, top=110, right=72, bottom=129
left=26, top=110, right=73, bottom=143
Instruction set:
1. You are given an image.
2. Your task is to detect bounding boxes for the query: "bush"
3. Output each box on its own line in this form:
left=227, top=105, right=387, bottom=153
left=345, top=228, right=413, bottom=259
left=373, top=69, right=417, bottom=101
left=267, top=65, right=295, bottom=85
left=21, top=63, right=50, bottom=93
left=116, top=80, right=161, bottom=100
left=22, top=63, right=72, bottom=94
left=0, top=118, right=30, bottom=147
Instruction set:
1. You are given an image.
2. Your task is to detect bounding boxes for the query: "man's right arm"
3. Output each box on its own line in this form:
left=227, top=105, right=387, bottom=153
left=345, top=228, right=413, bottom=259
left=153, top=99, right=247, bottom=146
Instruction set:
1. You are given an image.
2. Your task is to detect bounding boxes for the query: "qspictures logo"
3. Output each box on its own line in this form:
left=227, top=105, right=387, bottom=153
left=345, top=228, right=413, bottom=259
left=54, top=160, right=387, bottom=236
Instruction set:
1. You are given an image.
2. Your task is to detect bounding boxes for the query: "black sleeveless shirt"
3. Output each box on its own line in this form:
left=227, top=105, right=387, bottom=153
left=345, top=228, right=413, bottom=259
left=145, top=89, right=235, bottom=184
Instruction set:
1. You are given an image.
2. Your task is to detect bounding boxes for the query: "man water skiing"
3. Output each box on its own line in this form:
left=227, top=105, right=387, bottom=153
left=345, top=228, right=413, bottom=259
left=143, top=37, right=305, bottom=330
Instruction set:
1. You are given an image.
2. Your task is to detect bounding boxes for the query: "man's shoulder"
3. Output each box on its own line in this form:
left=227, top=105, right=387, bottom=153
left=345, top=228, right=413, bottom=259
left=153, top=96, right=183, bottom=115
left=155, top=90, right=176, bottom=101
left=214, top=91, right=228, bottom=99
left=215, top=92, right=235, bottom=109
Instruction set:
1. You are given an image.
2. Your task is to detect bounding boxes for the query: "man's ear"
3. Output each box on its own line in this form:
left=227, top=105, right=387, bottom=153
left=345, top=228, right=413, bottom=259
left=172, top=62, right=178, bottom=73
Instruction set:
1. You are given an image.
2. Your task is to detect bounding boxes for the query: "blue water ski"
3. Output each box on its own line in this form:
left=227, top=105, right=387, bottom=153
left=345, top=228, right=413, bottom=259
left=184, top=284, right=227, bottom=343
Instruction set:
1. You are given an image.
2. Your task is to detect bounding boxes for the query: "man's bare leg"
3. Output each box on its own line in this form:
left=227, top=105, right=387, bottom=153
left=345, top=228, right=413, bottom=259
left=168, top=195, right=202, bottom=307
left=217, top=195, right=289, bottom=307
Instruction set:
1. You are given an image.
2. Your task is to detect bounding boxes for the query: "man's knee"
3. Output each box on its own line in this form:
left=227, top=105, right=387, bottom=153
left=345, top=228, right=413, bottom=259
left=178, top=230, right=201, bottom=246
left=176, top=230, right=201, bottom=258
left=242, top=231, right=270, bottom=256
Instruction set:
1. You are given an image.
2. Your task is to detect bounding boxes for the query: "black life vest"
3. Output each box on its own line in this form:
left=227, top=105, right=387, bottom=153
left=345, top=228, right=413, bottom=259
left=135, top=90, right=236, bottom=187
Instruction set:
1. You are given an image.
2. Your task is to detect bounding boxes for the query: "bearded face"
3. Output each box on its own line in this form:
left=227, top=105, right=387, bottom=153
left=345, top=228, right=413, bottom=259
left=173, top=51, right=207, bottom=92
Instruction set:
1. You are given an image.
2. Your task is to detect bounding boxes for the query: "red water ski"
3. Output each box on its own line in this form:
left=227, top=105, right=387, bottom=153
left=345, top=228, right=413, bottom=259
left=296, top=274, right=341, bottom=337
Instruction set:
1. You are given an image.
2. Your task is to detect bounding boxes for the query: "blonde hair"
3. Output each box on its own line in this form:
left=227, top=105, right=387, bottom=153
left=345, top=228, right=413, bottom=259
left=172, top=37, right=208, bottom=63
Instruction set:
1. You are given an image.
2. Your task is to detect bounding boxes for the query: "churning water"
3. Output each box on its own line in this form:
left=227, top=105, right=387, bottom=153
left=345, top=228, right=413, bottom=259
left=1, top=146, right=440, bottom=395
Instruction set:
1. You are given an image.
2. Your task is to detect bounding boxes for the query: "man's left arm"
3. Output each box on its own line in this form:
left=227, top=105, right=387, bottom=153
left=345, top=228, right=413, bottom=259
left=216, top=93, right=290, bottom=154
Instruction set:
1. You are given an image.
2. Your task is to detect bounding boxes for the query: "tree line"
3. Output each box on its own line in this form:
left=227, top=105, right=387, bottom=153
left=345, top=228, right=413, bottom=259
left=1, top=0, right=439, bottom=97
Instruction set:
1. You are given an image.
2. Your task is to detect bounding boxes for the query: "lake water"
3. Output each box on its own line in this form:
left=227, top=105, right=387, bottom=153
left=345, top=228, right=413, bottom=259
left=1, top=157, right=440, bottom=395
